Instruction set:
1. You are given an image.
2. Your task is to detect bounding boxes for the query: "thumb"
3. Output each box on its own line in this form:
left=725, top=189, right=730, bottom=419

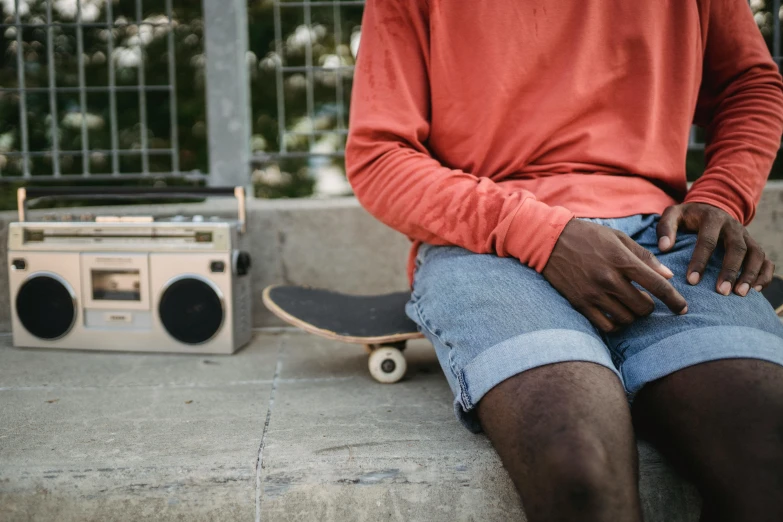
left=619, top=234, right=675, bottom=279
left=656, top=206, right=682, bottom=252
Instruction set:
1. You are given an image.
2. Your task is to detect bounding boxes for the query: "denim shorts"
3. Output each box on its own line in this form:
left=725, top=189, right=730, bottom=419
left=405, top=214, right=783, bottom=433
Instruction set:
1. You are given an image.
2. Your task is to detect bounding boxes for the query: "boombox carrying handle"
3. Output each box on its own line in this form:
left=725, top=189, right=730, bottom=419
left=16, top=186, right=247, bottom=234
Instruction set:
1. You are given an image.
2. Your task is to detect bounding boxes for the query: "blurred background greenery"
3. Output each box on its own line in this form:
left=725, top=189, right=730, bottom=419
left=0, top=0, right=781, bottom=211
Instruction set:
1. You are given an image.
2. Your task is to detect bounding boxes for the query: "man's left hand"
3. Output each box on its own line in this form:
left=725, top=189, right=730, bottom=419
left=656, top=202, right=775, bottom=296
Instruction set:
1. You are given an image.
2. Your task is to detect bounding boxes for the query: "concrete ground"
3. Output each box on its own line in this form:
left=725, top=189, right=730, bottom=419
left=0, top=332, right=702, bottom=521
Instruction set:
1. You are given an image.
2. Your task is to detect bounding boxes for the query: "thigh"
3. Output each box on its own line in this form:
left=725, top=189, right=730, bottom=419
left=479, top=361, right=642, bottom=521
left=632, top=358, right=783, bottom=521
left=406, top=243, right=620, bottom=432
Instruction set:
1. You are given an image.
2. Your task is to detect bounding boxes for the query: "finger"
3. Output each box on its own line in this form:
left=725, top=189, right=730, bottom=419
left=618, top=234, right=674, bottom=279
left=687, top=218, right=723, bottom=286
left=623, top=260, right=688, bottom=314
left=578, top=304, right=617, bottom=333
left=596, top=296, right=636, bottom=328
left=606, top=277, right=656, bottom=317
left=716, top=226, right=747, bottom=296
left=734, top=239, right=764, bottom=297
left=753, top=259, right=775, bottom=291
left=656, top=206, right=682, bottom=252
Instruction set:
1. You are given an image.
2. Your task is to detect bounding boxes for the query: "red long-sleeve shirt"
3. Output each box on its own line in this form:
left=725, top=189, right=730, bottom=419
left=345, top=0, right=783, bottom=286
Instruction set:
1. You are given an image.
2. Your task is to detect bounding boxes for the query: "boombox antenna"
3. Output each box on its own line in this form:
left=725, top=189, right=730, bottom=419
left=17, top=187, right=26, bottom=223
left=235, top=186, right=247, bottom=234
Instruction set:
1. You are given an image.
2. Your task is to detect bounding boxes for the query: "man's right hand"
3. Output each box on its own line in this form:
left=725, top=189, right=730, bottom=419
left=541, top=219, right=688, bottom=333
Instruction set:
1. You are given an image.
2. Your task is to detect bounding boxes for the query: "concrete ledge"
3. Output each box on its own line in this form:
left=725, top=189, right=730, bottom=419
left=0, top=333, right=702, bottom=521
left=0, top=183, right=781, bottom=332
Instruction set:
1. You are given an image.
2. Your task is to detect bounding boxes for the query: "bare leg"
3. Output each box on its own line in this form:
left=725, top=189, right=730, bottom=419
left=633, top=359, right=783, bottom=522
left=477, top=361, right=643, bottom=522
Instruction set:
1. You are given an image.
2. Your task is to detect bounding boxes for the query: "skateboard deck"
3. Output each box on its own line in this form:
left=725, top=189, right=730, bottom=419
left=262, top=285, right=423, bottom=383
left=762, top=274, right=783, bottom=318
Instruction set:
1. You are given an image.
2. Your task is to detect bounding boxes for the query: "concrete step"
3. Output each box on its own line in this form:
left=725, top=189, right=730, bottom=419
left=0, top=333, right=700, bottom=521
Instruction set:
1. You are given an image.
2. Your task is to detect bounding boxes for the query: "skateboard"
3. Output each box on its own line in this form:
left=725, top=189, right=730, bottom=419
left=762, top=274, right=783, bottom=319
left=262, top=285, right=423, bottom=383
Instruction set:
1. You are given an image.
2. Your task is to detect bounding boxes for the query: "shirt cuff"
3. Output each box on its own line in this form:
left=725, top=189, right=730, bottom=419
left=684, top=176, right=753, bottom=225
left=501, top=200, right=574, bottom=273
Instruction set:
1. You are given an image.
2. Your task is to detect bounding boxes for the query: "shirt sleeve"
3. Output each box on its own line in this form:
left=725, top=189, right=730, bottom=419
left=344, top=0, right=574, bottom=272
left=686, top=0, right=783, bottom=224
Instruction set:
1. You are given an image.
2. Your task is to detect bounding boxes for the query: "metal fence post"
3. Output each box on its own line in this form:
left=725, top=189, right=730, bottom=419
left=202, top=0, right=252, bottom=187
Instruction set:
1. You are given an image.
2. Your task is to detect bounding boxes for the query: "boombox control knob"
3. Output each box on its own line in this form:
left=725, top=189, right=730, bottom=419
left=235, top=251, right=251, bottom=276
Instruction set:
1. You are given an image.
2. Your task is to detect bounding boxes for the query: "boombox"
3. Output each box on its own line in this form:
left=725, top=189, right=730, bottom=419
left=7, top=187, right=252, bottom=354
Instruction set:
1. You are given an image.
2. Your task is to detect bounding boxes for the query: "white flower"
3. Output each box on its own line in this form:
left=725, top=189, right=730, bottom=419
left=62, top=112, right=105, bottom=130
left=0, top=0, right=30, bottom=17
left=189, top=53, right=206, bottom=68
left=0, top=132, right=14, bottom=153
left=251, top=135, right=267, bottom=153
left=285, top=74, right=307, bottom=90
left=246, top=51, right=258, bottom=67
left=313, top=165, right=352, bottom=197
left=286, top=24, right=327, bottom=53
left=53, top=0, right=104, bottom=23
left=320, top=54, right=342, bottom=69
left=259, top=52, right=280, bottom=72
left=90, top=152, right=107, bottom=168
left=311, top=133, right=340, bottom=155
left=252, top=165, right=291, bottom=186
left=350, top=29, right=361, bottom=59
left=113, top=47, right=142, bottom=68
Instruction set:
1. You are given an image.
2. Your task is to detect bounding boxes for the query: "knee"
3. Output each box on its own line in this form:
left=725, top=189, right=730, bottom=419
left=538, top=432, right=621, bottom=510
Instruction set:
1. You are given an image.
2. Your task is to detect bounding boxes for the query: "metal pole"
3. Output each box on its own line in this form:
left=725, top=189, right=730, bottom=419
left=165, top=0, right=180, bottom=174
left=303, top=0, right=316, bottom=150
left=273, top=0, right=287, bottom=154
left=774, top=0, right=781, bottom=62
left=76, top=0, right=90, bottom=176
left=106, top=0, right=120, bottom=175
left=14, top=0, right=30, bottom=178
left=201, top=0, right=252, bottom=186
left=46, top=0, right=60, bottom=176
left=136, top=0, right=149, bottom=175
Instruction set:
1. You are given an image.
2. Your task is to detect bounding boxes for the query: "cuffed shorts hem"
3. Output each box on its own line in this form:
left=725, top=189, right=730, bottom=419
left=621, top=326, right=783, bottom=398
left=455, top=329, right=621, bottom=433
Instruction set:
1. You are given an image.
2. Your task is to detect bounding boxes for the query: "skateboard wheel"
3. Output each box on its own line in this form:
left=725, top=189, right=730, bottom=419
left=368, top=347, right=407, bottom=384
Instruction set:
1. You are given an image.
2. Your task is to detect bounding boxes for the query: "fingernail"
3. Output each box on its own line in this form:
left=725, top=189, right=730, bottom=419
left=659, top=237, right=671, bottom=250
left=737, top=283, right=750, bottom=296
left=719, top=281, right=732, bottom=295
left=680, top=305, right=688, bottom=315
left=688, top=272, right=700, bottom=285
left=660, top=264, right=673, bottom=278
left=754, top=285, right=763, bottom=292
